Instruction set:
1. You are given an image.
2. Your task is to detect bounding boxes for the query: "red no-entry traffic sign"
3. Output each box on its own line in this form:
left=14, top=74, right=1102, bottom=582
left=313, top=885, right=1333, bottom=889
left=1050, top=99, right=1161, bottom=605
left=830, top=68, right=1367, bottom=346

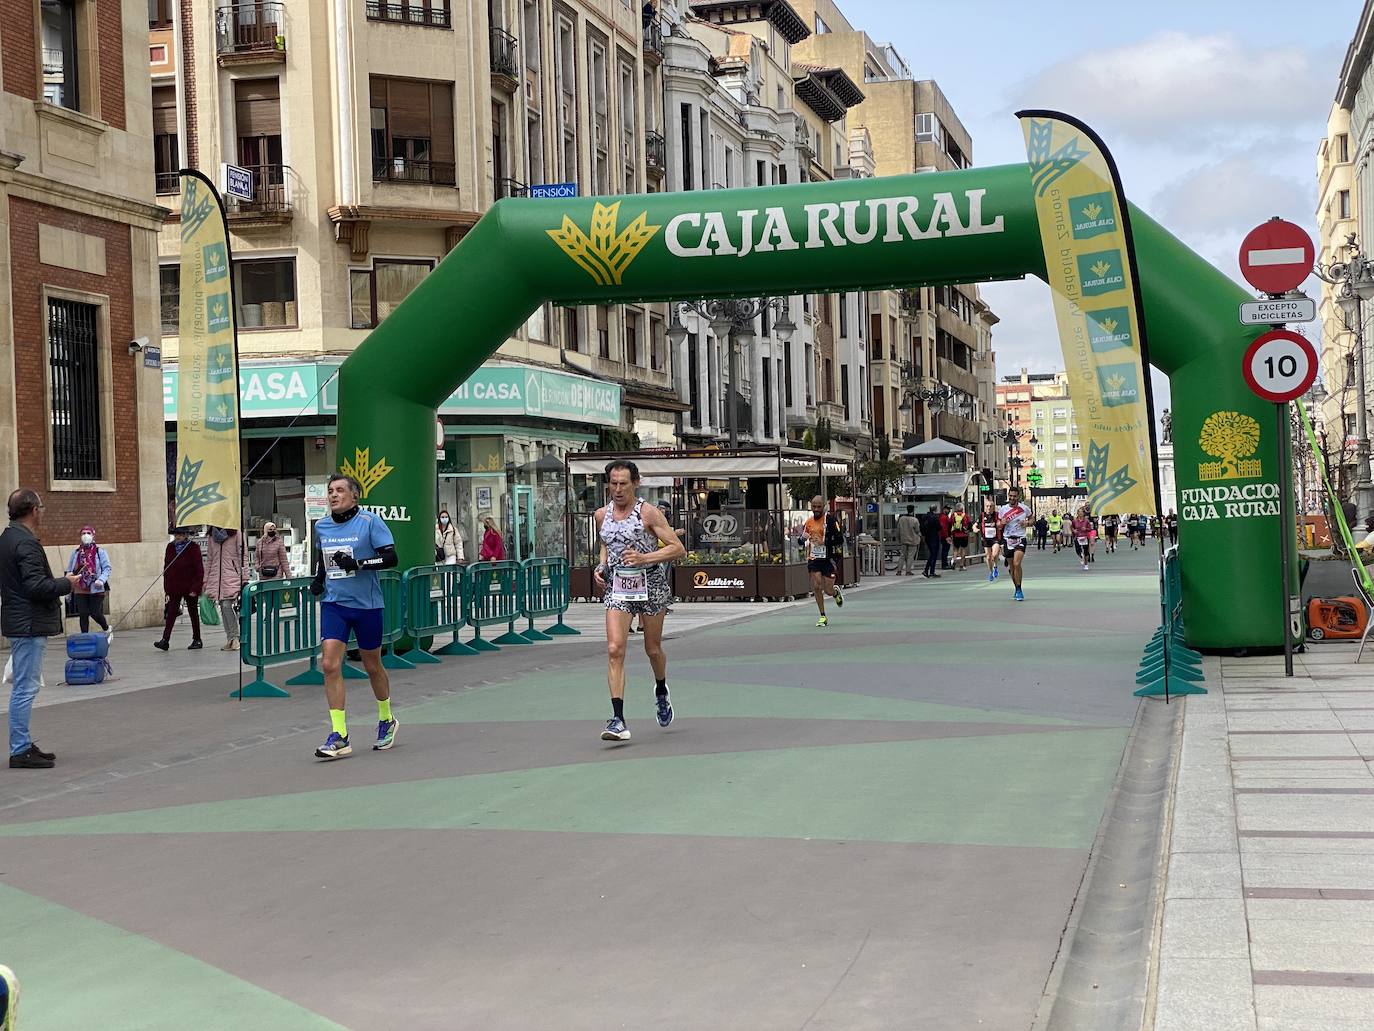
left=1242, top=329, right=1317, bottom=403
left=1239, top=219, right=1315, bottom=295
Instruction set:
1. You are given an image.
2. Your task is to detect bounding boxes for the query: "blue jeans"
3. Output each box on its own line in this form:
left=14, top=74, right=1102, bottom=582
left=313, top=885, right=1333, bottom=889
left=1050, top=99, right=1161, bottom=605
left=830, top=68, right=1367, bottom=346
left=7, top=636, right=47, bottom=756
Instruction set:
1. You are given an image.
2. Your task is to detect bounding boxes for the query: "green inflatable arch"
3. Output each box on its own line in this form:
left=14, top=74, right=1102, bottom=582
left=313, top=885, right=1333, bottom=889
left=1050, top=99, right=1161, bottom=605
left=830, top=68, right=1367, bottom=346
left=336, top=162, right=1284, bottom=651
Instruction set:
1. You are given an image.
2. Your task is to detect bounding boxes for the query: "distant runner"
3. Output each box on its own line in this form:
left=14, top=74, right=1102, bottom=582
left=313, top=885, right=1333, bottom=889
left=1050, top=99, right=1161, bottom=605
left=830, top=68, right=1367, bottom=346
left=997, top=488, right=1031, bottom=602
left=1102, top=512, right=1119, bottom=554
left=1072, top=506, right=1095, bottom=571
left=801, top=496, right=845, bottom=626
left=950, top=504, right=972, bottom=571
left=980, top=499, right=1002, bottom=582
left=593, top=460, right=685, bottom=743
left=1047, top=511, right=1063, bottom=553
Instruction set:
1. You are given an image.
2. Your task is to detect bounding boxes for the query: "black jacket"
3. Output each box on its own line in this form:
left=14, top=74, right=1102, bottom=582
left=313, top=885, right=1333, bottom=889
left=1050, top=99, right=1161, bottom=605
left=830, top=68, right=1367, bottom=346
left=0, top=522, right=71, bottom=638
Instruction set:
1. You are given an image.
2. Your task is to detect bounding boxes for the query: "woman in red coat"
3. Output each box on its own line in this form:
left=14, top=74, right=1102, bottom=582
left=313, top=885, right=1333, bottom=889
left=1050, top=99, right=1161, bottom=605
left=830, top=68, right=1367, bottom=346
left=479, top=516, right=506, bottom=561
left=156, top=527, right=205, bottom=651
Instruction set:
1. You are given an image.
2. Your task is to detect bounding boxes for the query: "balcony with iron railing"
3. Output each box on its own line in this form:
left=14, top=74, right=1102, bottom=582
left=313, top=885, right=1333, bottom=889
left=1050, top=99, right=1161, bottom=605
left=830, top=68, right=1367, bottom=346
left=372, top=154, right=456, bottom=187
left=215, top=1, right=285, bottom=63
left=155, top=170, right=181, bottom=196
left=642, top=19, right=664, bottom=63
left=489, top=27, right=518, bottom=86
left=224, top=164, right=293, bottom=224
left=365, top=0, right=451, bottom=27
left=495, top=176, right=528, bottom=199
left=645, top=130, right=666, bottom=177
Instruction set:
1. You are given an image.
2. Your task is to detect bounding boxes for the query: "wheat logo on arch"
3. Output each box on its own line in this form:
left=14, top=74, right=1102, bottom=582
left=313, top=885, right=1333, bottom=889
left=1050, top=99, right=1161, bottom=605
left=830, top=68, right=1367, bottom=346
left=547, top=201, right=661, bottom=286
left=1198, top=411, right=1261, bottom=482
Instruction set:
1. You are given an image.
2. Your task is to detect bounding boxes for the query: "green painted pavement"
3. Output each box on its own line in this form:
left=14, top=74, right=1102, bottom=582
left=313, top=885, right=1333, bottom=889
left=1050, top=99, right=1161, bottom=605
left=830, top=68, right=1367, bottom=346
left=680, top=633, right=1146, bottom=667
left=711, top=610, right=1133, bottom=637
left=399, top=672, right=1081, bottom=726
left=0, top=730, right=1126, bottom=849
left=0, top=882, right=346, bottom=1031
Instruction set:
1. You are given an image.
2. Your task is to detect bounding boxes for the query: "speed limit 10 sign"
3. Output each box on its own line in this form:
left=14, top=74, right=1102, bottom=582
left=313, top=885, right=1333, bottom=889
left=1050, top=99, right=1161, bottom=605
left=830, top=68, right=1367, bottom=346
left=1241, top=328, right=1318, bottom=403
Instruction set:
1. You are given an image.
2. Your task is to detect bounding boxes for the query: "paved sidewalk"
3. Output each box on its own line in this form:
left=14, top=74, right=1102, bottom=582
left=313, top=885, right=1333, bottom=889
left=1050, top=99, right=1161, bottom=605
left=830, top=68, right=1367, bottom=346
left=1154, top=642, right=1374, bottom=1030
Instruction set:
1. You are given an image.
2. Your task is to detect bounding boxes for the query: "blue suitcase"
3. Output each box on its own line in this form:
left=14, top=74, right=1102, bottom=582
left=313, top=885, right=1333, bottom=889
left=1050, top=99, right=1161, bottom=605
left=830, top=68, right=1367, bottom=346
left=64, top=658, right=110, bottom=685
left=66, top=633, right=109, bottom=660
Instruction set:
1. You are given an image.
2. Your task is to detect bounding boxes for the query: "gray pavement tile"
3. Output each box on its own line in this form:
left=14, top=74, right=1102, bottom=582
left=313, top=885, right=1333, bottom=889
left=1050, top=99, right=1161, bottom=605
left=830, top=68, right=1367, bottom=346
left=1246, top=898, right=1374, bottom=923
left=1242, top=836, right=1374, bottom=856
left=1159, top=898, right=1250, bottom=958
left=1246, top=917, right=1374, bottom=945
left=1236, top=795, right=1374, bottom=834
left=1230, top=734, right=1361, bottom=758
left=1249, top=942, right=1374, bottom=973
left=1253, top=984, right=1374, bottom=1025
left=1153, top=954, right=1256, bottom=1031
left=1243, top=852, right=1374, bottom=890
left=1228, top=712, right=1350, bottom=732
left=1165, top=851, right=1242, bottom=900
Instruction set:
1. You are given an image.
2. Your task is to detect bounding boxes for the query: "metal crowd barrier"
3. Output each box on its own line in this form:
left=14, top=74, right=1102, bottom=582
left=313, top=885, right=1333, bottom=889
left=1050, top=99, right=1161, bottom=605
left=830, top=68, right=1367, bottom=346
left=466, top=560, right=529, bottom=648
left=402, top=563, right=477, bottom=657
left=377, top=569, right=412, bottom=669
left=236, top=576, right=318, bottom=698
left=518, top=557, right=580, bottom=641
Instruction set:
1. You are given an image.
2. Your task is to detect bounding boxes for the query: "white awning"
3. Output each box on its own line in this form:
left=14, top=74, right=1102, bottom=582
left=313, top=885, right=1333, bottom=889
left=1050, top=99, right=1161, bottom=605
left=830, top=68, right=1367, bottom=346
left=567, top=454, right=850, bottom=479
left=901, top=437, right=974, bottom=458
left=901, top=472, right=973, bottom=497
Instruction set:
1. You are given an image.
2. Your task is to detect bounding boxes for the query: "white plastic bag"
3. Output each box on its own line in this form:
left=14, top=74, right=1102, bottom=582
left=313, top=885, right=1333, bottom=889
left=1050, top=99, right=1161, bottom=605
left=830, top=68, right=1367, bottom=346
left=2, top=654, right=46, bottom=688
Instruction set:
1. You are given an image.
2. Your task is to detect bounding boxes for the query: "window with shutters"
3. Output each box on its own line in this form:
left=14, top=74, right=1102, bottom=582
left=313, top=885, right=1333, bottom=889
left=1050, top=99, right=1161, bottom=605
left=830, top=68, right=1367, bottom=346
left=589, top=32, right=609, bottom=194
left=369, top=76, right=456, bottom=186
left=619, top=55, right=637, bottom=192
left=148, top=0, right=174, bottom=28
left=523, top=0, right=544, bottom=186
left=153, top=84, right=179, bottom=194
left=650, top=314, right=665, bottom=372
left=234, top=78, right=285, bottom=203
left=350, top=258, right=434, bottom=329
left=596, top=305, right=611, bottom=359
left=625, top=309, right=640, bottom=367
left=159, top=264, right=180, bottom=334
left=555, top=14, right=577, bottom=182
left=45, top=294, right=108, bottom=485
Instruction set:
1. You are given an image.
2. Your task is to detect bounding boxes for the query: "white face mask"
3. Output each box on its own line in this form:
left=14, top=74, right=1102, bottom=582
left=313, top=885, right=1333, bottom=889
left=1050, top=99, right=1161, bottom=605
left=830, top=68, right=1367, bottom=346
left=80, top=533, right=93, bottom=545
left=440, top=516, right=449, bottom=525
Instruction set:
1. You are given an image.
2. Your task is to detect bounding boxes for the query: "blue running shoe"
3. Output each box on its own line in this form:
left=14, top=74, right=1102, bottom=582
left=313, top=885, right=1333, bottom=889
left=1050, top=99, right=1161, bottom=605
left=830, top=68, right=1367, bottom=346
left=374, top=718, right=399, bottom=751
left=1014, top=588, right=1025, bottom=602
left=655, top=690, right=674, bottom=728
left=314, top=731, right=351, bottom=760
left=1, top=963, right=19, bottom=1031
left=601, top=717, right=631, bottom=741
left=992, top=566, right=1000, bottom=581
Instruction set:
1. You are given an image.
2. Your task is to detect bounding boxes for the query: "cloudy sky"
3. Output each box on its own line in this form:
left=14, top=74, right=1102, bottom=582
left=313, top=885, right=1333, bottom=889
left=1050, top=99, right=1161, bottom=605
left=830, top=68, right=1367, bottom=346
left=835, top=0, right=1361, bottom=404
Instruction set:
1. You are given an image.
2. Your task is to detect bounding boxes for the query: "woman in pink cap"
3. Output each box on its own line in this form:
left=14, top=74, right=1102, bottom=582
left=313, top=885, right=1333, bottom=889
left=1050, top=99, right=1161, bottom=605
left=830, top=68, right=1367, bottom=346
left=66, top=524, right=112, bottom=633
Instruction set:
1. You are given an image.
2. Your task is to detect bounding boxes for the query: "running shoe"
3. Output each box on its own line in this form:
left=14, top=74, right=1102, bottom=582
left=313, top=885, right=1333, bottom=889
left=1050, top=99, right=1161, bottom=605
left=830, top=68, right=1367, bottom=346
left=833, top=586, right=844, bottom=607
left=1082, top=563, right=1089, bottom=571
left=817, top=615, right=828, bottom=627
left=373, top=718, right=399, bottom=751
left=992, top=566, right=1000, bottom=581
left=1, top=963, right=18, bottom=1031
left=987, top=571, right=994, bottom=582
left=655, top=690, right=674, bottom=728
left=1014, top=588, right=1024, bottom=602
left=601, top=717, right=631, bottom=741
left=315, top=732, right=352, bottom=760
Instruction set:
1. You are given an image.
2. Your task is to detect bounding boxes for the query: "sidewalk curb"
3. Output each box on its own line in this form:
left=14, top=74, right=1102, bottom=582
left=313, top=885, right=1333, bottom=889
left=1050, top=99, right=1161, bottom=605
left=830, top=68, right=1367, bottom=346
left=1031, top=693, right=1182, bottom=1031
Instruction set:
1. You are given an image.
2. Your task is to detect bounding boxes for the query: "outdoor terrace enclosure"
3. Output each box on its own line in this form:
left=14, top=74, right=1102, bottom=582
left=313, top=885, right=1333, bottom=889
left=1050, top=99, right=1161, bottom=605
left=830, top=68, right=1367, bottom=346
left=337, top=162, right=1283, bottom=650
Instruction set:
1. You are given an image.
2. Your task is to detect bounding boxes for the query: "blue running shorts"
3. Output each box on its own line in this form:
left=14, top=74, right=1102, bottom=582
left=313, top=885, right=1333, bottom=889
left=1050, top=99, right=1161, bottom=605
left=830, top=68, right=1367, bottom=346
left=320, top=602, right=384, bottom=651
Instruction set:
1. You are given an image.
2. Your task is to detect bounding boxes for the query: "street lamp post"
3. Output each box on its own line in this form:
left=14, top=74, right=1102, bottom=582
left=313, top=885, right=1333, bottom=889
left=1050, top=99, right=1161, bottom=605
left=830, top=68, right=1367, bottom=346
left=667, top=298, right=796, bottom=503
left=1317, top=240, right=1374, bottom=522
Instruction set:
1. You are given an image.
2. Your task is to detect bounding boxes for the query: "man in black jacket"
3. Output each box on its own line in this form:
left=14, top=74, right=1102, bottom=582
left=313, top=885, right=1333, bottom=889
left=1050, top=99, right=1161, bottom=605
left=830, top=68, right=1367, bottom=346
left=921, top=505, right=943, bottom=578
left=2, top=489, right=78, bottom=768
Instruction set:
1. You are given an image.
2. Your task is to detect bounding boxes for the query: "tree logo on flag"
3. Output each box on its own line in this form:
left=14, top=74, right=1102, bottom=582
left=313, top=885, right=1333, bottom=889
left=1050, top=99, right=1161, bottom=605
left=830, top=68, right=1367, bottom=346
left=1198, top=411, right=1261, bottom=482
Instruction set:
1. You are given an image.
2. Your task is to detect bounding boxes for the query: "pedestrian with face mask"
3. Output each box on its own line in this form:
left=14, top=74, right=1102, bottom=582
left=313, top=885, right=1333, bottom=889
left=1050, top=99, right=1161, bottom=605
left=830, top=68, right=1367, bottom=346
left=205, top=526, right=246, bottom=651
left=155, top=527, right=204, bottom=651
left=254, top=522, right=290, bottom=580
left=66, top=524, right=112, bottom=633
left=435, top=509, right=464, bottom=565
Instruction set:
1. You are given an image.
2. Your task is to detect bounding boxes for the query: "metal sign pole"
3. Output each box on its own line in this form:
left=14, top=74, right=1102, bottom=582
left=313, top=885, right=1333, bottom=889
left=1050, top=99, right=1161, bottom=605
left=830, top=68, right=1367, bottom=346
left=1277, top=402, right=1294, bottom=677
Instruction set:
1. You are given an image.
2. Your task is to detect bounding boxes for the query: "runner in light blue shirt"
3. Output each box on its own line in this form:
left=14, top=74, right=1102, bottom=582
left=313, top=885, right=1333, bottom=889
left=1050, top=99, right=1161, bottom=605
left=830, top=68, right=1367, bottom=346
left=308, top=473, right=399, bottom=760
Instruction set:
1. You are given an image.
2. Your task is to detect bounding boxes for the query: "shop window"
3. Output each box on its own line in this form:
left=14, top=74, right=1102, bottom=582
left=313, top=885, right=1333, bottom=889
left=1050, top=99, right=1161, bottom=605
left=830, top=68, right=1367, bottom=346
left=350, top=258, right=434, bottom=329
left=47, top=296, right=104, bottom=481
left=236, top=258, right=297, bottom=329
left=369, top=76, right=456, bottom=185
left=159, top=264, right=180, bottom=335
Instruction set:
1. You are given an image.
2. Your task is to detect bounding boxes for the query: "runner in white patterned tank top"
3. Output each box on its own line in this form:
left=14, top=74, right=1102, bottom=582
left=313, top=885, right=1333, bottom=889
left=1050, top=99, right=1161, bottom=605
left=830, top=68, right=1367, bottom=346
left=997, top=486, right=1032, bottom=602
left=593, top=459, right=685, bottom=743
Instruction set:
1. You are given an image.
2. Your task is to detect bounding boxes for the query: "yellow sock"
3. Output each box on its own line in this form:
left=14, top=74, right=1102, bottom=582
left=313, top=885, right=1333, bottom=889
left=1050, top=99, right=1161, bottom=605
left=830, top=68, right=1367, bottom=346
left=378, top=698, right=392, bottom=721
left=330, top=709, right=347, bottom=737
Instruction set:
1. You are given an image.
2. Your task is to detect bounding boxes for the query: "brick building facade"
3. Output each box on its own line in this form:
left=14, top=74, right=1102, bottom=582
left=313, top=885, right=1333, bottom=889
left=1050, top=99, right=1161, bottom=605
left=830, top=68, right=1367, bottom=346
left=1, top=0, right=170, bottom=628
